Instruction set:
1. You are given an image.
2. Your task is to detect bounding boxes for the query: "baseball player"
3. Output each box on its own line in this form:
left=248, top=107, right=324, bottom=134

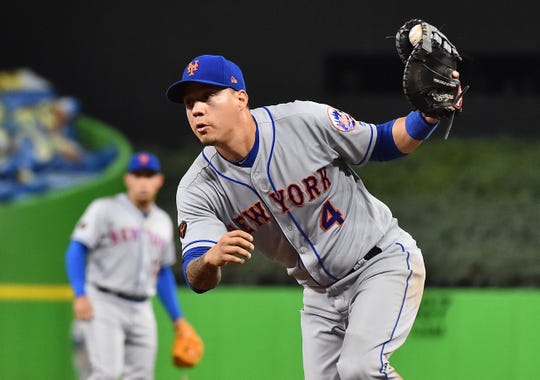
left=65, top=152, right=197, bottom=379
left=166, top=53, right=462, bottom=379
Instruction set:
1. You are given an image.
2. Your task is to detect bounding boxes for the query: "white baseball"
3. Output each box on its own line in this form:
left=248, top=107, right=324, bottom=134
left=408, top=24, right=423, bottom=46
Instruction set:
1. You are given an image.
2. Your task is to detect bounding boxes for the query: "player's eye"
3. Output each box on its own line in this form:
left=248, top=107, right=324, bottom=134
left=203, top=90, right=219, bottom=101
left=184, top=97, right=195, bottom=109
left=184, top=87, right=223, bottom=109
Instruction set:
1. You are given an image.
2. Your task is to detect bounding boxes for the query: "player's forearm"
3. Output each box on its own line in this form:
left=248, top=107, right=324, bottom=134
left=393, top=111, right=439, bottom=154
left=186, top=255, right=222, bottom=291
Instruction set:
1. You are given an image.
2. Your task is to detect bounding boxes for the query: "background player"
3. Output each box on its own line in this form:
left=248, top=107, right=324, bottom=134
left=166, top=53, right=463, bottom=379
left=65, top=152, right=197, bottom=379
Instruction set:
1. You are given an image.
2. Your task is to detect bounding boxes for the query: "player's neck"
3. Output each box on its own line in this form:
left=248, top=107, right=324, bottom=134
left=136, top=202, right=152, bottom=213
left=216, top=115, right=256, bottom=162
left=127, top=195, right=153, bottom=213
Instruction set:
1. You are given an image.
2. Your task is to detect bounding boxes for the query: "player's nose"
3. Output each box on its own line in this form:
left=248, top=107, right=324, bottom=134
left=190, top=100, right=206, bottom=116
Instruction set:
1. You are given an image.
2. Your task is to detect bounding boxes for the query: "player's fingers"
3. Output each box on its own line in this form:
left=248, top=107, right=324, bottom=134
left=74, top=297, right=94, bottom=320
left=227, top=236, right=254, bottom=252
left=220, top=231, right=254, bottom=253
left=220, top=243, right=252, bottom=260
left=74, top=307, right=93, bottom=320
left=223, top=252, right=249, bottom=265
left=78, top=312, right=93, bottom=321
left=226, top=229, right=254, bottom=242
left=206, top=244, right=250, bottom=267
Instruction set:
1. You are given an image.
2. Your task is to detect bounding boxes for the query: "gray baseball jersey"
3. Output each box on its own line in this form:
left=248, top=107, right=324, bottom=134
left=72, top=193, right=176, bottom=296
left=177, top=100, right=394, bottom=287
left=178, top=100, right=426, bottom=378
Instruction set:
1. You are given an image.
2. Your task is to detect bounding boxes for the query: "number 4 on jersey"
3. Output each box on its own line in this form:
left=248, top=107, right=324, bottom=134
left=320, top=200, right=345, bottom=231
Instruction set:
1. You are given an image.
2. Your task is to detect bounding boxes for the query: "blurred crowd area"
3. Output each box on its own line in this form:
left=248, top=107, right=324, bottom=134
left=0, top=69, right=117, bottom=203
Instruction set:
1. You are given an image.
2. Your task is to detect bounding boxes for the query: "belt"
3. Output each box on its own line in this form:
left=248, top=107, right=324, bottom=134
left=364, top=246, right=382, bottom=261
left=348, top=246, right=383, bottom=275
left=96, top=286, right=148, bottom=302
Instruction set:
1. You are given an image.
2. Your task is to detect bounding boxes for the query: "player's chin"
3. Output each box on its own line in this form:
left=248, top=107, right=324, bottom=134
left=199, top=136, right=217, bottom=146
left=134, top=191, right=153, bottom=202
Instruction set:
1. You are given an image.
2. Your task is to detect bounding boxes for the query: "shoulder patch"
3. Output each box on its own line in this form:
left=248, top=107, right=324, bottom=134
left=178, top=221, right=187, bottom=239
left=327, top=107, right=357, bottom=132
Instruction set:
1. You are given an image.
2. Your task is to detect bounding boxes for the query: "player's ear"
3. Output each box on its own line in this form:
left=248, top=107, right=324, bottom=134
left=157, top=173, right=164, bottom=187
left=123, top=173, right=130, bottom=187
left=153, top=173, right=164, bottom=190
left=237, top=90, right=249, bottom=108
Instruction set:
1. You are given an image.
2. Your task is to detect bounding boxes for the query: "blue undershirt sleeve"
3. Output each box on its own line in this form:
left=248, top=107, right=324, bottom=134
left=182, top=246, right=212, bottom=294
left=370, top=119, right=406, bottom=161
left=157, top=266, right=183, bottom=321
left=65, top=240, right=89, bottom=297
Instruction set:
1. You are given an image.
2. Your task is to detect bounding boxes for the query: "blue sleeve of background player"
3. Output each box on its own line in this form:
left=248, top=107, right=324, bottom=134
left=370, top=119, right=406, bottom=161
left=157, top=266, right=183, bottom=321
left=65, top=240, right=89, bottom=297
left=183, top=246, right=212, bottom=294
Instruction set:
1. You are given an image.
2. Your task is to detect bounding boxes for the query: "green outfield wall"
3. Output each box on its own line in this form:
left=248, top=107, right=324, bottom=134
left=0, top=287, right=539, bottom=379
left=0, top=116, right=132, bottom=283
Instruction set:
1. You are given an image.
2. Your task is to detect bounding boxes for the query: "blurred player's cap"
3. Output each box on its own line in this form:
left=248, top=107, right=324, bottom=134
left=127, top=152, right=161, bottom=173
left=166, top=54, right=246, bottom=103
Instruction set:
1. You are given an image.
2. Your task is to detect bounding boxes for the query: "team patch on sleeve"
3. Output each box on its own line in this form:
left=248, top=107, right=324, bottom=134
left=327, top=107, right=357, bottom=132
left=178, top=221, right=187, bottom=239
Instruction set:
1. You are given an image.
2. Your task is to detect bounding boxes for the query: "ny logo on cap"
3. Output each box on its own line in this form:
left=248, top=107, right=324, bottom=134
left=187, top=60, right=199, bottom=76
left=138, top=154, right=150, bottom=164
left=230, top=76, right=238, bottom=84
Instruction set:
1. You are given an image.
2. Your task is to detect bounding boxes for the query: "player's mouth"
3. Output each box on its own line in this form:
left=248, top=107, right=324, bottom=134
left=195, top=123, right=209, bottom=134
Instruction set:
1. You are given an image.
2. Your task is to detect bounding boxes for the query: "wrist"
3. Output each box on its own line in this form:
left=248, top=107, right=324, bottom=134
left=405, top=110, right=440, bottom=140
left=421, top=113, right=439, bottom=125
left=174, top=318, right=185, bottom=330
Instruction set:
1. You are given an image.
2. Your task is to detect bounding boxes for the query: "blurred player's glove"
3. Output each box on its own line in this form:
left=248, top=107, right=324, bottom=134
left=172, top=319, right=204, bottom=368
left=396, top=19, right=468, bottom=119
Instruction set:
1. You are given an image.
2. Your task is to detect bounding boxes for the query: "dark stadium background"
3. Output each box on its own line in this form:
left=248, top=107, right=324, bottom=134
left=2, top=0, right=539, bottom=147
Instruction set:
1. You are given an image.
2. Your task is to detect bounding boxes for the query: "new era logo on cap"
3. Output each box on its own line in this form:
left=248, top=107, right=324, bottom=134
left=166, top=54, right=246, bottom=103
left=127, top=152, right=161, bottom=173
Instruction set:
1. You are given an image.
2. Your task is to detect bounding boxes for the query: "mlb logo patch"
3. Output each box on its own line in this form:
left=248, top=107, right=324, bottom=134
left=327, top=107, right=357, bottom=132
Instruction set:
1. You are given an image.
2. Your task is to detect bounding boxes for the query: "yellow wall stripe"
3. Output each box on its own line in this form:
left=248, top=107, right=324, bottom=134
left=0, top=284, right=73, bottom=301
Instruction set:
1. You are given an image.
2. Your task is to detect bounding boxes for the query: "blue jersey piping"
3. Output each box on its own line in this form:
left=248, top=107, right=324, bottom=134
left=262, top=106, right=338, bottom=282
left=198, top=109, right=339, bottom=284
left=378, top=242, right=414, bottom=379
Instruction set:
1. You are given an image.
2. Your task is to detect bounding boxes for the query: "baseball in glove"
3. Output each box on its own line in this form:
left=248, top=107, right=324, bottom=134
left=172, top=319, right=204, bottom=368
left=395, top=19, right=469, bottom=136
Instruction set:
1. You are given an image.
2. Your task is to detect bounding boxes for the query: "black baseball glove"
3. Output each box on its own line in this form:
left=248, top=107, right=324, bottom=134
left=396, top=19, right=467, bottom=119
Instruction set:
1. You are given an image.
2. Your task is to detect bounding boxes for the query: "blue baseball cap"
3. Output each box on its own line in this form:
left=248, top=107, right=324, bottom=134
left=127, top=152, right=161, bottom=173
left=166, top=54, right=246, bottom=103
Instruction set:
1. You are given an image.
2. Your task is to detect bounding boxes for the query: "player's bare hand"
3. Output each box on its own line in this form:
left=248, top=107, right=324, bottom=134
left=74, top=295, right=94, bottom=320
left=205, top=230, right=254, bottom=267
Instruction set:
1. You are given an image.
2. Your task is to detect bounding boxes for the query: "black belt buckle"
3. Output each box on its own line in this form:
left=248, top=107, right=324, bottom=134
left=96, top=286, right=148, bottom=302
